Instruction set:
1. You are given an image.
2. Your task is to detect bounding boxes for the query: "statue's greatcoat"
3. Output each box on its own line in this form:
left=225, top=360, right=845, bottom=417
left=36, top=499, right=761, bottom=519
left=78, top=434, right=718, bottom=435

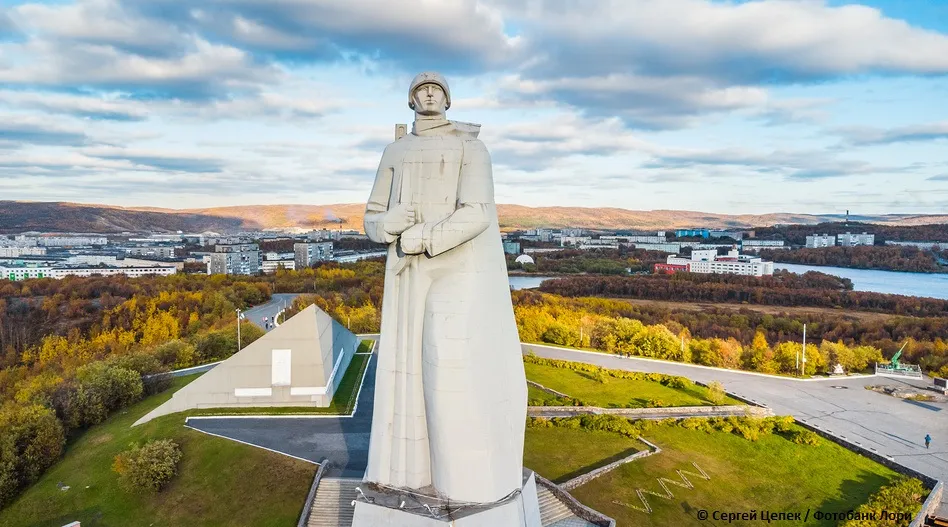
left=363, top=119, right=527, bottom=503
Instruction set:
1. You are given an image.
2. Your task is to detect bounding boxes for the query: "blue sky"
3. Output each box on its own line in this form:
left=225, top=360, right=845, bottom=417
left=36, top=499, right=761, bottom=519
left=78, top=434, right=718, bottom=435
left=0, top=0, right=946, bottom=215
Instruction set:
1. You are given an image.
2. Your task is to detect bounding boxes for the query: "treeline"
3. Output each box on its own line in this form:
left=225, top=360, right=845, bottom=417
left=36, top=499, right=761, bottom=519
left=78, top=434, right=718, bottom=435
left=514, top=294, right=907, bottom=377
left=0, top=264, right=384, bottom=508
left=507, top=248, right=668, bottom=275
left=752, top=222, right=948, bottom=245
left=518, top=291, right=947, bottom=373
left=538, top=274, right=948, bottom=317
left=759, top=245, right=946, bottom=273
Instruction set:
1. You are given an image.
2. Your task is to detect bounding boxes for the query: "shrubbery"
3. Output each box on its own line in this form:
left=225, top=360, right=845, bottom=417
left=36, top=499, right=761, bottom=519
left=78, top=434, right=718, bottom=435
left=840, top=476, right=926, bottom=527
left=526, top=415, right=812, bottom=445
left=0, top=404, right=66, bottom=507
left=706, top=381, right=726, bottom=405
left=113, top=439, right=183, bottom=493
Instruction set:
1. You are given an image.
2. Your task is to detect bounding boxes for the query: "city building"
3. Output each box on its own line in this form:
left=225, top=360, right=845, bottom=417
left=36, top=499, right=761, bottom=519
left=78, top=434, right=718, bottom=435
left=805, top=234, right=836, bottom=248
left=133, top=304, right=360, bottom=426
left=1, top=263, right=176, bottom=281
left=0, top=246, right=47, bottom=257
left=675, top=229, right=710, bottom=239
left=742, top=239, right=787, bottom=252
left=515, top=254, right=535, bottom=265
left=333, top=250, right=387, bottom=263
left=710, top=230, right=744, bottom=240
left=658, top=249, right=774, bottom=277
left=559, top=236, right=592, bottom=247
left=294, top=242, right=334, bottom=270
left=127, top=246, right=176, bottom=258
left=601, top=234, right=667, bottom=244
left=837, top=232, right=875, bottom=247
left=208, top=243, right=261, bottom=275
left=502, top=241, right=521, bottom=255
left=15, top=235, right=108, bottom=247
left=884, top=241, right=943, bottom=250
left=261, top=260, right=296, bottom=274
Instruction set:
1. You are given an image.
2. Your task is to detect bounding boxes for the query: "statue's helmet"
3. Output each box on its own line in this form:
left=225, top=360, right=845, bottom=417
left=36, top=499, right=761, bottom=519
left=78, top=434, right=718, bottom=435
left=408, top=71, right=451, bottom=111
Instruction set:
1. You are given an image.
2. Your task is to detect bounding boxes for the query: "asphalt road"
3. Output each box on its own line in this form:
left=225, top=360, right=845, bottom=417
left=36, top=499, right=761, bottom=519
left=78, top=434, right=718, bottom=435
left=523, top=343, right=948, bottom=516
left=242, top=293, right=300, bottom=332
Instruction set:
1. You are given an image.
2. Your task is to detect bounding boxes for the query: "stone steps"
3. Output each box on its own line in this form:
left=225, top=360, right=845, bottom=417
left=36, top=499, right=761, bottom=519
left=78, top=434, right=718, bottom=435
left=538, top=485, right=575, bottom=525
left=305, top=477, right=592, bottom=527
left=306, top=477, right=360, bottom=527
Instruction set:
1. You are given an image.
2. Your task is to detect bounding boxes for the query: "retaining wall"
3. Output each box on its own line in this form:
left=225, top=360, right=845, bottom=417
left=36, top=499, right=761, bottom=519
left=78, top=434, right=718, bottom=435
left=528, top=405, right=773, bottom=419
left=561, top=438, right=661, bottom=491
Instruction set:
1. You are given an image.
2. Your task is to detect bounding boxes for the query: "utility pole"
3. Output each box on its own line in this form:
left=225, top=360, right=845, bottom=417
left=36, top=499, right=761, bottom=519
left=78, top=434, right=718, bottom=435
left=236, top=308, right=242, bottom=351
left=801, top=323, right=807, bottom=376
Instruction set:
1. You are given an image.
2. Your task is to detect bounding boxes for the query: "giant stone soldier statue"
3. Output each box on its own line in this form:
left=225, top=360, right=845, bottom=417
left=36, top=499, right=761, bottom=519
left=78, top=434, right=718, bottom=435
left=354, top=72, right=541, bottom=526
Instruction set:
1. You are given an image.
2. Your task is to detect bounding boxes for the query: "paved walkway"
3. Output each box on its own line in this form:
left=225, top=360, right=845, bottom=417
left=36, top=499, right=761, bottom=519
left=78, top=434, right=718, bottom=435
left=186, top=353, right=375, bottom=477
left=523, top=343, right=948, bottom=516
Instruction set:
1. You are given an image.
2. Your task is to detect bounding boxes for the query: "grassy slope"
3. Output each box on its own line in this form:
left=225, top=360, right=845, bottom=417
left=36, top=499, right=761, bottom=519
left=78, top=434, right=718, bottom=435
left=524, top=362, right=739, bottom=407
left=0, top=374, right=317, bottom=527
left=524, top=428, right=640, bottom=483
left=568, top=424, right=900, bottom=527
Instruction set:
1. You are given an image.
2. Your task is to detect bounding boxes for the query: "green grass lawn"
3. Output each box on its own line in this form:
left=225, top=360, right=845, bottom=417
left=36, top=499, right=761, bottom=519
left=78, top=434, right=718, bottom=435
left=528, top=384, right=561, bottom=403
left=190, top=349, right=372, bottom=416
left=524, top=362, right=739, bottom=408
left=0, top=374, right=317, bottom=527
left=566, top=424, right=901, bottom=526
left=524, top=427, right=641, bottom=483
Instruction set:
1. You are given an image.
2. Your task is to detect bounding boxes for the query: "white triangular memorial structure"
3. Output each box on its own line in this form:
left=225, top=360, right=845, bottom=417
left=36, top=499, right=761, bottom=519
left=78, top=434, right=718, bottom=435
left=134, top=304, right=360, bottom=426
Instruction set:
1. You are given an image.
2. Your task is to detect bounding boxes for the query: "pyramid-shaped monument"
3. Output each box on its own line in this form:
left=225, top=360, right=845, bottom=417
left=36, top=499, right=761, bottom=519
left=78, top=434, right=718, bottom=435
left=134, top=304, right=361, bottom=426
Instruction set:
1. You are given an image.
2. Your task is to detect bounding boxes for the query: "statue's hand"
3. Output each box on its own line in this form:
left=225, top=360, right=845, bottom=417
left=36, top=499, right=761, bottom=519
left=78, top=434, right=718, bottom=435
left=399, top=224, right=425, bottom=255
left=383, top=204, right=416, bottom=235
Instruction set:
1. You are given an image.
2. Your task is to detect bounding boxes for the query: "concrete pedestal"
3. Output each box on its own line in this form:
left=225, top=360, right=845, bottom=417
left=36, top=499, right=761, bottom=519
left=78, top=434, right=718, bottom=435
left=352, top=470, right=542, bottom=527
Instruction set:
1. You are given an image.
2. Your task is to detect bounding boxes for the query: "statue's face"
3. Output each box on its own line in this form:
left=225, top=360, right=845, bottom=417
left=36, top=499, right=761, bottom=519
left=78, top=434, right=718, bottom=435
left=412, top=83, right=447, bottom=116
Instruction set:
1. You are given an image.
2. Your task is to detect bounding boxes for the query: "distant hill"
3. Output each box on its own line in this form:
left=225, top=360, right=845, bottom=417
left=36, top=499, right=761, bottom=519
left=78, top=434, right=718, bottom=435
left=0, top=201, right=945, bottom=234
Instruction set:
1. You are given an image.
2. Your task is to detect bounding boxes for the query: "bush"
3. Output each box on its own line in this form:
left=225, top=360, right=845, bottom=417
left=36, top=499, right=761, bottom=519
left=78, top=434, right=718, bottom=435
left=113, top=439, right=183, bottom=493
left=841, top=476, right=926, bottom=527
left=706, top=381, right=726, bottom=405
left=789, top=430, right=820, bottom=446
left=142, top=372, right=173, bottom=397
left=0, top=404, right=66, bottom=507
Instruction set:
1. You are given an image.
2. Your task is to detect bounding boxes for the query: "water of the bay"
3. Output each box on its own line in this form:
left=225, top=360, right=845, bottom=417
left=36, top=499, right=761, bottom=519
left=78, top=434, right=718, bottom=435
left=508, top=267, right=948, bottom=300
left=774, top=263, right=948, bottom=300
left=507, top=275, right=555, bottom=290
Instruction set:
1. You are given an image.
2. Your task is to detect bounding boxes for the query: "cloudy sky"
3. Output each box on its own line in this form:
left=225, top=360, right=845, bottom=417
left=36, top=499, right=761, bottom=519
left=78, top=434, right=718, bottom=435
left=1, top=0, right=947, bottom=214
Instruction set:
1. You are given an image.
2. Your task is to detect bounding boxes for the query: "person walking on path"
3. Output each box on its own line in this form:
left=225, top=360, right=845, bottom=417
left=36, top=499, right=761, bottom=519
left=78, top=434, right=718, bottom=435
left=925, top=434, right=932, bottom=449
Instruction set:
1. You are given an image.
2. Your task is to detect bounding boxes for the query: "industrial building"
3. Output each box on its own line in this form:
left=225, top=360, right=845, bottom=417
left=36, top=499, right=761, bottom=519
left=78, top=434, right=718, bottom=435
left=133, top=304, right=361, bottom=426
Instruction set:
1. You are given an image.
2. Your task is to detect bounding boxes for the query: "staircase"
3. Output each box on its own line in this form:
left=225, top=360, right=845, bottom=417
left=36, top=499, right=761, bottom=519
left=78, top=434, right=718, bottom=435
left=538, top=485, right=577, bottom=526
left=306, top=477, right=360, bottom=527
left=305, top=477, right=596, bottom=527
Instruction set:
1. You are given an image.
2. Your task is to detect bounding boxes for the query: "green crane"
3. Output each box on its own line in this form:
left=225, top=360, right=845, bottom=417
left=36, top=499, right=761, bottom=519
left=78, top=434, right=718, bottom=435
left=889, top=342, right=907, bottom=369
